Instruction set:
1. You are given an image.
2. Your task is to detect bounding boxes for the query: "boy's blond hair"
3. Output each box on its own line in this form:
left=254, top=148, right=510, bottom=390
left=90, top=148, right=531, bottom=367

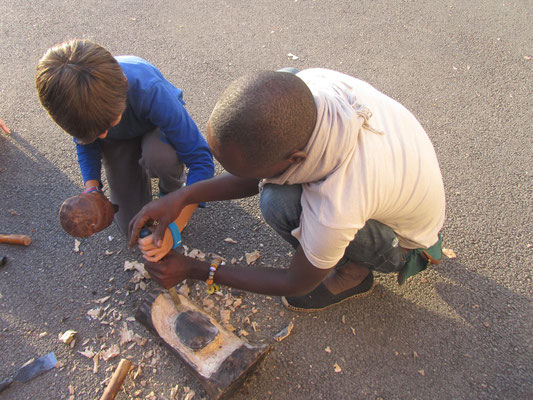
left=36, top=39, right=128, bottom=143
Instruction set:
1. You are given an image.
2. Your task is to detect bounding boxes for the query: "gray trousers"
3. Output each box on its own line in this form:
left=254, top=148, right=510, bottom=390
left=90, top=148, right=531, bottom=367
left=259, top=183, right=407, bottom=273
left=100, top=129, right=185, bottom=234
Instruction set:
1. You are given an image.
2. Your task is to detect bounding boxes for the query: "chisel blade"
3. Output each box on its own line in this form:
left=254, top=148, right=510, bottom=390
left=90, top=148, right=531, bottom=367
left=14, top=352, right=57, bottom=382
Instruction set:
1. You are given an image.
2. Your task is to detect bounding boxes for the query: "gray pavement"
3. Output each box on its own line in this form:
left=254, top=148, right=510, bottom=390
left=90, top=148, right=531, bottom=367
left=0, top=1, right=531, bottom=399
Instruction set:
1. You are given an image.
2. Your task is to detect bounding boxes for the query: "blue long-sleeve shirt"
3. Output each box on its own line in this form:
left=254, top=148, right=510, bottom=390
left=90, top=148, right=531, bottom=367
left=75, top=56, right=214, bottom=187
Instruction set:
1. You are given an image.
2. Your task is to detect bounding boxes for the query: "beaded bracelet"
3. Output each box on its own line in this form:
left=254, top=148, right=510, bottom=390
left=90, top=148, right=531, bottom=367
left=82, top=186, right=102, bottom=195
left=206, top=256, right=224, bottom=294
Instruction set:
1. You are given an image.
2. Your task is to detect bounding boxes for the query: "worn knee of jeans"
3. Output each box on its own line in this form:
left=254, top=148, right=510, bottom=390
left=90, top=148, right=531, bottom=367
left=260, top=184, right=302, bottom=248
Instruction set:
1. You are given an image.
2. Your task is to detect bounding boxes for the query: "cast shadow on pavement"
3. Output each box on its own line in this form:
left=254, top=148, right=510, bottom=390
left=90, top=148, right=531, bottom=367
left=232, top=260, right=532, bottom=400
left=0, top=130, right=122, bottom=382
left=3, top=133, right=530, bottom=399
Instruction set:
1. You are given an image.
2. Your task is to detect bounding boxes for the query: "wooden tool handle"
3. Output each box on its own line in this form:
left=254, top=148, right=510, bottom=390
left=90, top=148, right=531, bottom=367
left=99, top=359, right=132, bottom=400
left=0, top=235, right=31, bottom=246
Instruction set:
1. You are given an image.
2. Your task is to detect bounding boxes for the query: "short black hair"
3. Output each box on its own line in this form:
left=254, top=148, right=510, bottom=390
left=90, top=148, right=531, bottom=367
left=209, top=71, right=316, bottom=168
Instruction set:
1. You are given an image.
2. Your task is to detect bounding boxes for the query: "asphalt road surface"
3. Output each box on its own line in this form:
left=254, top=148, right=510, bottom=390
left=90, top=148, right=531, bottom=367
left=0, top=1, right=531, bottom=399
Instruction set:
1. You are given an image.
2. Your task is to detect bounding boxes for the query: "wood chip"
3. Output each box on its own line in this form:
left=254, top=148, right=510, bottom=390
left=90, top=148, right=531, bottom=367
left=245, top=250, right=260, bottom=265
left=87, top=308, right=102, bottom=320
left=59, top=330, right=77, bottom=344
left=333, top=363, right=342, bottom=373
left=239, top=329, right=249, bottom=337
left=132, top=365, right=142, bottom=380
left=418, top=369, right=425, bottom=376
left=68, top=384, right=75, bottom=395
left=325, top=346, right=332, bottom=353
left=93, top=353, right=99, bottom=374
left=119, top=323, right=135, bottom=345
left=92, top=296, right=111, bottom=304
left=129, top=270, right=146, bottom=283
left=183, top=391, right=196, bottom=400
left=224, top=237, right=238, bottom=244
left=146, top=392, right=156, bottom=400
left=188, top=249, right=206, bottom=260
left=124, top=260, right=144, bottom=272
left=79, top=348, right=95, bottom=358
left=132, top=335, right=146, bottom=347
left=442, top=248, right=456, bottom=258
left=170, top=385, right=179, bottom=399
left=274, top=321, right=294, bottom=342
left=74, top=240, right=80, bottom=252
left=101, top=344, right=120, bottom=361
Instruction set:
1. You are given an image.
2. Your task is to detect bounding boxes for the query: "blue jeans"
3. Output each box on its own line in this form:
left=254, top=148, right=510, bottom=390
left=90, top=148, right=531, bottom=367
left=260, top=184, right=407, bottom=273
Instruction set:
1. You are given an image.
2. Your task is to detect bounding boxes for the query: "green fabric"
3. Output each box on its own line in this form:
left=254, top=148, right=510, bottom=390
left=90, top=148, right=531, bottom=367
left=397, top=234, right=443, bottom=285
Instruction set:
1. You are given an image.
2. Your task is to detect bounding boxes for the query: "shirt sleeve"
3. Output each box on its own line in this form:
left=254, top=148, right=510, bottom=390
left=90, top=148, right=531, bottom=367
left=138, top=82, right=215, bottom=186
left=75, top=139, right=103, bottom=185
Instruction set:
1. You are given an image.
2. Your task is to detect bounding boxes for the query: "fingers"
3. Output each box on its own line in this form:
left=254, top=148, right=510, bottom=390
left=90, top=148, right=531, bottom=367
left=128, top=213, right=151, bottom=247
left=138, top=236, right=163, bottom=262
left=145, top=261, right=173, bottom=288
left=138, top=241, right=158, bottom=253
left=145, top=262, right=164, bottom=283
left=141, top=247, right=166, bottom=263
left=153, top=222, right=169, bottom=248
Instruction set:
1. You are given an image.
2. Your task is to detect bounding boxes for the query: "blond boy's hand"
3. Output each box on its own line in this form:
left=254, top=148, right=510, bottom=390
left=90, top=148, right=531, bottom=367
left=0, top=118, right=11, bottom=134
left=137, top=228, right=174, bottom=262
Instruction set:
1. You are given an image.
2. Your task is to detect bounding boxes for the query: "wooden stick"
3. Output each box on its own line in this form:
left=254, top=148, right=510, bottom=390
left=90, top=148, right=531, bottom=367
left=99, top=358, right=132, bottom=400
left=0, top=235, right=31, bottom=246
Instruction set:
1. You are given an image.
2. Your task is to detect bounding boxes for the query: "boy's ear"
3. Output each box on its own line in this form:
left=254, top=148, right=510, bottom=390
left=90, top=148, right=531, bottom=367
left=288, top=150, right=307, bottom=165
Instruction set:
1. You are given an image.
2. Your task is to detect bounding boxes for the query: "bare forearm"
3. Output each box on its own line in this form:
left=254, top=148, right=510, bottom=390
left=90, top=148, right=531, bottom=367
left=185, top=247, right=329, bottom=297
left=146, top=242, right=330, bottom=296
left=181, top=173, right=260, bottom=205
left=189, top=260, right=302, bottom=297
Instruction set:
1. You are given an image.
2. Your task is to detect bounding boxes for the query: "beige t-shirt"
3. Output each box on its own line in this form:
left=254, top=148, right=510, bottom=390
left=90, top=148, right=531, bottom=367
left=263, top=68, right=446, bottom=269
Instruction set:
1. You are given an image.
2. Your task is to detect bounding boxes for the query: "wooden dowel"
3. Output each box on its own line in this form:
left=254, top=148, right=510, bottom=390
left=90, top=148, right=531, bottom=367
left=99, top=359, right=132, bottom=400
left=0, top=235, right=31, bottom=246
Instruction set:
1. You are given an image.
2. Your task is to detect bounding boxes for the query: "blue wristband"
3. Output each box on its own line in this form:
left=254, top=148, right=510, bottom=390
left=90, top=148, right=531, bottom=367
left=168, top=222, right=182, bottom=249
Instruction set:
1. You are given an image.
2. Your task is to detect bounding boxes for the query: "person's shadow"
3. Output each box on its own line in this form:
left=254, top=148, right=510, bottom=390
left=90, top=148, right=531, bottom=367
left=229, top=255, right=532, bottom=400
